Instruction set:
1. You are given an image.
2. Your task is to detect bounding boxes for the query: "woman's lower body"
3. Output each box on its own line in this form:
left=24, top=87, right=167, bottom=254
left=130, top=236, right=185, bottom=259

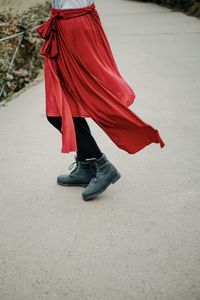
left=36, top=3, right=165, bottom=200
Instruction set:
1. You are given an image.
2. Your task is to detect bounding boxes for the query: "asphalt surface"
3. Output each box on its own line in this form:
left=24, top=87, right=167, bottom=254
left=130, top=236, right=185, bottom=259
left=0, top=0, right=200, bottom=299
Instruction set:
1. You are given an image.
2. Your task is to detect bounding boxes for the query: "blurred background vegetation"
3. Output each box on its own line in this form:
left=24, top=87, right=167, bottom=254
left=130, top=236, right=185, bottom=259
left=0, top=1, right=50, bottom=102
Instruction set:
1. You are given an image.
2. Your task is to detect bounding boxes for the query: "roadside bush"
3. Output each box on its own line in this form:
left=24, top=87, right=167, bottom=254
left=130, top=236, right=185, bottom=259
left=0, top=1, right=50, bottom=102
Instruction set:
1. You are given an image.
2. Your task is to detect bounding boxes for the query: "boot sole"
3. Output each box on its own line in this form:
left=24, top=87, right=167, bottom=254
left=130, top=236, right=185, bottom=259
left=82, top=171, right=121, bottom=201
left=57, top=181, right=89, bottom=187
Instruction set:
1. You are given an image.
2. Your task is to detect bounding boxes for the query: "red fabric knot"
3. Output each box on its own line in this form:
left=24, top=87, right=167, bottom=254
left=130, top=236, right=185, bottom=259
left=36, top=3, right=98, bottom=59
left=36, top=12, right=60, bottom=58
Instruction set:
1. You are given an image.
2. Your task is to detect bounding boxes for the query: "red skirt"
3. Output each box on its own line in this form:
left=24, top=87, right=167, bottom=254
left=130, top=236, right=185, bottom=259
left=36, top=3, right=165, bottom=154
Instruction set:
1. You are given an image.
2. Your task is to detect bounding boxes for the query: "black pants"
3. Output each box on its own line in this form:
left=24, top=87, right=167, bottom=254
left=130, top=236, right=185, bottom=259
left=46, top=116, right=103, bottom=161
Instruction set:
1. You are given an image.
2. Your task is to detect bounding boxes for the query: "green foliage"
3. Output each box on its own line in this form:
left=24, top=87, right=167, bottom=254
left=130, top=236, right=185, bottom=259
left=0, top=1, right=51, bottom=101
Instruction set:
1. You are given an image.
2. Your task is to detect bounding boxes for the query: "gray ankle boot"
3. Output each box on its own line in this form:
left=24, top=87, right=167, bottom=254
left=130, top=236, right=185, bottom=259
left=81, top=153, right=121, bottom=201
left=57, top=155, right=92, bottom=187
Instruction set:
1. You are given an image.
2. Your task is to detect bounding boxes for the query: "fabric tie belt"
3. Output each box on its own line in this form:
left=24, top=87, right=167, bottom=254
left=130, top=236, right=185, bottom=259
left=36, top=3, right=99, bottom=58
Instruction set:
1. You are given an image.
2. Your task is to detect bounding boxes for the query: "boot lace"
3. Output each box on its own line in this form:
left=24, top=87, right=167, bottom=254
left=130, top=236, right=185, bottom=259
left=88, top=160, right=99, bottom=181
left=68, top=161, right=78, bottom=175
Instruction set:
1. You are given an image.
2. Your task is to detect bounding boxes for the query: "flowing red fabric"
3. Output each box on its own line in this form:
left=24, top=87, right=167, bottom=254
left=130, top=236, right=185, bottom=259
left=36, top=3, right=165, bottom=154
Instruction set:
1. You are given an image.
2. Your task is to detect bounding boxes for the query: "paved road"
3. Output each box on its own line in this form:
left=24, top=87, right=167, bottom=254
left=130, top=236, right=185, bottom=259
left=0, top=0, right=200, bottom=299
